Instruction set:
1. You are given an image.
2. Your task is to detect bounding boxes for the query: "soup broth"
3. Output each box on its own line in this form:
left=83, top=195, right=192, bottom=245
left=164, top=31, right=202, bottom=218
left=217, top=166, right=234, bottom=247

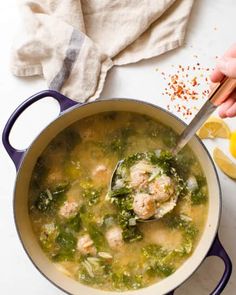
left=29, top=112, right=208, bottom=291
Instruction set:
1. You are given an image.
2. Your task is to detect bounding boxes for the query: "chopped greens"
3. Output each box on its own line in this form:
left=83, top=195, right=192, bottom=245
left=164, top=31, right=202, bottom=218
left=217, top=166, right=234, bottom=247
left=112, top=272, right=143, bottom=290
left=163, top=213, right=198, bottom=239
left=35, top=182, right=70, bottom=213
left=190, top=175, right=207, bottom=205
left=53, top=230, right=77, bottom=262
left=142, top=244, right=175, bottom=277
left=82, top=187, right=102, bottom=206
left=191, top=188, right=207, bottom=205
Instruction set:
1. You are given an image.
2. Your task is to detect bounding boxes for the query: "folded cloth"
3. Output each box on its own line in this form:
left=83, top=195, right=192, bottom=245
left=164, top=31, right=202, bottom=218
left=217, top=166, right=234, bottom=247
left=11, top=0, right=194, bottom=102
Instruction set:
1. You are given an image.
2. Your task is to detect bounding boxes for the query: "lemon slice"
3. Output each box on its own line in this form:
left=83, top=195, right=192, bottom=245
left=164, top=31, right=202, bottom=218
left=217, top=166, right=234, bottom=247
left=230, top=131, right=236, bottom=158
left=197, top=117, right=231, bottom=139
left=213, top=147, right=236, bottom=179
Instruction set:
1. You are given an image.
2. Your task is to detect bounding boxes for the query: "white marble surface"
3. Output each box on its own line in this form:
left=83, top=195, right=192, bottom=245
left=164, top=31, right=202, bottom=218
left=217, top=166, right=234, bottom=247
left=0, top=0, right=235, bottom=294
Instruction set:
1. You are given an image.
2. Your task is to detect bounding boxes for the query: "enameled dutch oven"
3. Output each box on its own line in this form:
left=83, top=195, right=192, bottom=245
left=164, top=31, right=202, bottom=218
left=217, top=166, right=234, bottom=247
left=2, top=90, right=232, bottom=295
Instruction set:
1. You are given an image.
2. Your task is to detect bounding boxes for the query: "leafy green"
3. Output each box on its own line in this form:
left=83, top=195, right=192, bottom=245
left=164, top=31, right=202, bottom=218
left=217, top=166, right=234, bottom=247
left=174, top=150, right=195, bottom=179
left=111, top=194, right=143, bottom=243
left=112, top=272, right=143, bottom=290
left=50, top=127, right=81, bottom=153
left=63, top=213, right=81, bottom=232
left=87, top=223, right=107, bottom=250
left=121, top=153, right=145, bottom=168
left=146, top=264, right=174, bottom=277
left=52, top=230, right=77, bottom=262
left=122, top=226, right=143, bottom=243
left=190, top=175, right=207, bottom=205
left=35, top=182, right=70, bottom=213
left=162, top=128, right=178, bottom=148
left=56, top=231, right=77, bottom=250
left=109, top=187, right=131, bottom=198
left=78, top=259, right=113, bottom=288
left=142, top=244, right=175, bottom=278
left=163, top=214, right=198, bottom=239
left=149, top=150, right=174, bottom=174
left=82, top=187, right=102, bottom=206
left=191, top=189, right=207, bottom=205
left=39, top=223, right=58, bottom=251
left=105, top=127, right=136, bottom=157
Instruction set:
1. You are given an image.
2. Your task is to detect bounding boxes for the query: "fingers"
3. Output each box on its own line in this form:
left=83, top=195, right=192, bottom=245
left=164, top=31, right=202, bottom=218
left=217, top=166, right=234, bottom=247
left=218, top=91, right=236, bottom=118
left=226, top=101, right=236, bottom=117
left=216, top=57, right=236, bottom=78
left=210, top=68, right=224, bottom=83
left=210, top=43, right=236, bottom=83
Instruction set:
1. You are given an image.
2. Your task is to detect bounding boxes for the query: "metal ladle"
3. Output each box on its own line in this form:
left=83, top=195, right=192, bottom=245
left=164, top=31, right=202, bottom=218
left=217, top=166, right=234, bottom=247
left=110, top=77, right=236, bottom=222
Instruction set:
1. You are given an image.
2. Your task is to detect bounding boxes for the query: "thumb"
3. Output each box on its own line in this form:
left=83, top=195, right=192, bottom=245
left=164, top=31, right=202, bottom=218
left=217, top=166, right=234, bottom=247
left=217, top=57, right=236, bottom=78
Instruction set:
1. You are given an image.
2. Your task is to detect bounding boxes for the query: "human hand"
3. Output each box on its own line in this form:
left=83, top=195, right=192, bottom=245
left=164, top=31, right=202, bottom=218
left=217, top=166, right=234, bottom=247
left=210, top=44, right=236, bottom=118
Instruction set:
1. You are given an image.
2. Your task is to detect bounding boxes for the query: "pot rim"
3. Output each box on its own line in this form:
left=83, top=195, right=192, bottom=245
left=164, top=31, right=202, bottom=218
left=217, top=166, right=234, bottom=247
left=13, top=97, right=222, bottom=295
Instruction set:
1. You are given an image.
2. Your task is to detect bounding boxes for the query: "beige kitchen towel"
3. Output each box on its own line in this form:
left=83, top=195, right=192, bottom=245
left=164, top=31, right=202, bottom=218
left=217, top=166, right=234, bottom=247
left=11, top=0, right=194, bottom=102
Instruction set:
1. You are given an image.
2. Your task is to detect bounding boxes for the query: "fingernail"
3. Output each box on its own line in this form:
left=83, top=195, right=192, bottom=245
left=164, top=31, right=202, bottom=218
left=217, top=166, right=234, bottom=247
left=226, top=109, right=235, bottom=117
left=218, top=109, right=226, bottom=118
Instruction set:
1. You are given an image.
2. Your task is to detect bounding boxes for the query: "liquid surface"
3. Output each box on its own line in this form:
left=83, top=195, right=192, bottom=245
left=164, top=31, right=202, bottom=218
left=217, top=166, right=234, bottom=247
left=29, top=112, right=208, bottom=291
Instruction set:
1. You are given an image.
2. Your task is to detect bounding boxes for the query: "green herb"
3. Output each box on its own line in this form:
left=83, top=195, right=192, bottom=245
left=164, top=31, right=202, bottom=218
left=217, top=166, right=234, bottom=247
left=146, top=264, right=174, bottom=277
left=87, top=223, right=107, bottom=250
left=52, top=230, right=77, bottom=262
left=174, top=150, right=195, bottom=179
left=39, top=223, right=58, bottom=251
left=56, top=231, right=76, bottom=251
left=142, top=244, right=175, bottom=278
left=163, top=128, right=178, bottom=148
left=191, top=189, right=207, bottom=205
left=112, top=272, right=143, bottom=290
left=50, top=127, right=81, bottom=153
left=190, top=175, right=207, bottom=205
left=35, top=182, right=70, bottom=212
left=163, top=214, right=198, bottom=239
left=122, top=226, right=143, bottom=243
left=82, top=187, right=102, bottom=206
left=121, top=153, right=145, bottom=168
left=105, top=127, right=136, bottom=157
left=109, top=187, right=131, bottom=198
left=64, top=213, right=81, bottom=232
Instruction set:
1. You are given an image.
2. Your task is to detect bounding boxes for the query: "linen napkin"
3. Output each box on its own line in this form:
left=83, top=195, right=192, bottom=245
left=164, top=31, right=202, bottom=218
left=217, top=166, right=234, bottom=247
left=11, top=0, right=194, bottom=102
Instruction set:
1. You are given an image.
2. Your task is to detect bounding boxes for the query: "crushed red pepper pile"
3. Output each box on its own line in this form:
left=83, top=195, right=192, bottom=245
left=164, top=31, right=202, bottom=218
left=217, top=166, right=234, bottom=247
left=156, top=60, right=215, bottom=121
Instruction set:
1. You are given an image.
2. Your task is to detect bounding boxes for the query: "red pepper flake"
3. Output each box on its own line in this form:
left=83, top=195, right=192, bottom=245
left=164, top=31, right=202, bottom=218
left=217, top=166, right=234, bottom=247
left=156, top=61, right=211, bottom=119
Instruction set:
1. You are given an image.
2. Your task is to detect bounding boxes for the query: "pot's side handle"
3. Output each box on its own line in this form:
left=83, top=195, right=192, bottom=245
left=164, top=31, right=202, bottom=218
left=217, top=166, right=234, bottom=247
left=2, top=90, right=78, bottom=170
left=207, top=234, right=232, bottom=295
left=165, top=234, right=232, bottom=295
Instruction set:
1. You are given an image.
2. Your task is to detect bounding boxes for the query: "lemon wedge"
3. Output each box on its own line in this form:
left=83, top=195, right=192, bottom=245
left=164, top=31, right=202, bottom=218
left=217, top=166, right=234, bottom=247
left=213, top=147, right=236, bottom=179
left=230, top=131, right=236, bottom=158
left=197, top=117, right=231, bottom=139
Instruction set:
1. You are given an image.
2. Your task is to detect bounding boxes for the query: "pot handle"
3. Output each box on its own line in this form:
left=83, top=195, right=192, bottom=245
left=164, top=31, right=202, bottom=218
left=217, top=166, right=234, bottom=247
left=2, top=90, right=78, bottom=170
left=166, top=234, right=232, bottom=295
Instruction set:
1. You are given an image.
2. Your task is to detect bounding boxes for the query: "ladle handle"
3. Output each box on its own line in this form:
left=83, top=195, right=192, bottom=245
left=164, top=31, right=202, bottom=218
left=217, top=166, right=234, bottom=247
left=209, top=77, right=236, bottom=106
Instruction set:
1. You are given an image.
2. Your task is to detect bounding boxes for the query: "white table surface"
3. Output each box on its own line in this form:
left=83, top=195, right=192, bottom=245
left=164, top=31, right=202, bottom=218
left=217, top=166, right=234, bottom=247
left=0, top=0, right=235, bottom=294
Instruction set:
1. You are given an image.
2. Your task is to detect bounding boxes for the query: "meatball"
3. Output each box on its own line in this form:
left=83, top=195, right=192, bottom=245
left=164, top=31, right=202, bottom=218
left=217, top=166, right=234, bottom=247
left=130, top=161, right=153, bottom=188
left=59, top=201, right=79, bottom=218
left=92, top=164, right=110, bottom=185
left=149, top=175, right=174, bottom=203
left=77, top=234, right=97, bottom=256
left=105, top=226, right=124, bottom=250
left=133, top=193, right=156, bottom=220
